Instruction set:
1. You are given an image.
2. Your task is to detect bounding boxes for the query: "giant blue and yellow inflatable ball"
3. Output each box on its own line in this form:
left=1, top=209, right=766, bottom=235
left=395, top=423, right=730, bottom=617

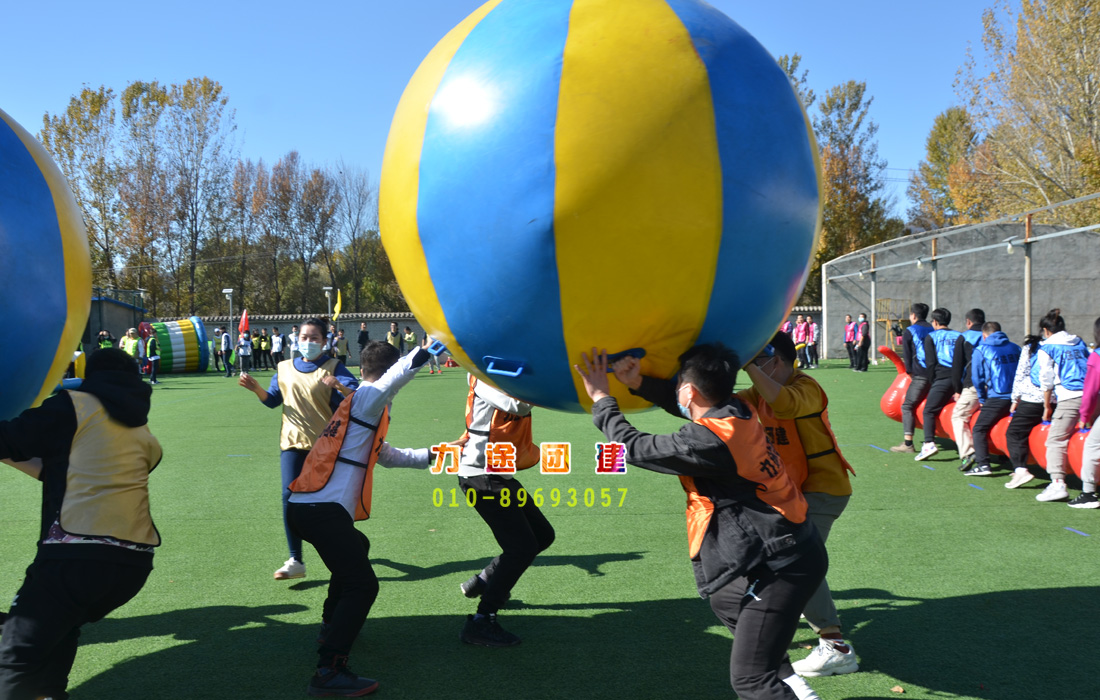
left=0, top=107, right=92, bottom=421
left=381, top=0, right=821, bottom=412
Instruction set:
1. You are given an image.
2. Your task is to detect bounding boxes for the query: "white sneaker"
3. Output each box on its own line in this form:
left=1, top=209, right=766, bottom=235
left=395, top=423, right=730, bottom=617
left=914, top=442, right=938, bottom=461
left=1005, top=468, right=1035, bottom=489
left=274, top=558, right=305, bottom=580
left=792, top=638, right=859, bottom=677
left=1036, top=481, right=1069, bottom=502
left=783, top=673, right=821, bottom=700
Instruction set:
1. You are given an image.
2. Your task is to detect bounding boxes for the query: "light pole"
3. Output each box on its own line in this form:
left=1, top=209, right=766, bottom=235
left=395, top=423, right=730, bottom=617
left=323, top=286, right=333, bottom=318
left=222, top=288, right=234, bottom=323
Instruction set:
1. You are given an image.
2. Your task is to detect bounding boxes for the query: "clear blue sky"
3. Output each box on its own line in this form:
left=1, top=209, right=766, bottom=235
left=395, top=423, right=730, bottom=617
left=1, top=0, right=991, bottom=216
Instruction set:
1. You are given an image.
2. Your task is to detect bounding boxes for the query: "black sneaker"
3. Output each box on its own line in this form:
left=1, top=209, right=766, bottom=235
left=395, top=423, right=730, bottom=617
left=460, top=614, right=521, bottom=647
left=958, top=454, right=977, bottom=472
left=308, top=659, right=379, bottom=697
left=316, top=621, right=332, bottom=645
left=964, top=464, right=994, bottom=477
left=460, top=574, right=486, bottom=598
left=1068, top=492, right=1100, bottom=509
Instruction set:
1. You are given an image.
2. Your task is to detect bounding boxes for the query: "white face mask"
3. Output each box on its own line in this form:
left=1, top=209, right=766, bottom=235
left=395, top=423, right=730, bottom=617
left=299, top=340, right=323, bottom=361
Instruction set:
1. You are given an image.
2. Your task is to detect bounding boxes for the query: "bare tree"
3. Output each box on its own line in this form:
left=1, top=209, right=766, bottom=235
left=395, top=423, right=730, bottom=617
left=163, top=77, right=236, bottom=313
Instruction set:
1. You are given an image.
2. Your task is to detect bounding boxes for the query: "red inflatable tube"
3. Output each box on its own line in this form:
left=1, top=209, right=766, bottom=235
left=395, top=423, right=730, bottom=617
left=878, top=346, right=1089, bottom=478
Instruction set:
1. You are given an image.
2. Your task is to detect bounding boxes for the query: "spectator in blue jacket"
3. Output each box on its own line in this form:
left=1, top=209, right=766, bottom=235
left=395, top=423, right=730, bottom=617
left=963, top=322, right=1021, bottom=477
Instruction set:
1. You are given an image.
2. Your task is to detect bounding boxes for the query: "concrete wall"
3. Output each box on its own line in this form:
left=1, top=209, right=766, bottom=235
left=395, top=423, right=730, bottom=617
left=822, top=223, right=1100, bottom=360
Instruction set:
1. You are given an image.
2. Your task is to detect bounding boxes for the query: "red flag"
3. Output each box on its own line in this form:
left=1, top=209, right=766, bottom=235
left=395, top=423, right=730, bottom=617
left=239, top=309, right=249, bottom=334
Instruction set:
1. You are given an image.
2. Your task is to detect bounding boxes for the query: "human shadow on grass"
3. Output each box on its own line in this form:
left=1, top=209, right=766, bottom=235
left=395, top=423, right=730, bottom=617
left=69, top=586, right=1099, bottom=699
left=72, top=597, right=736, bottom=699
left=372, top=551, right=645, bottom=581
left=825, top=586, right=1100, bottom=700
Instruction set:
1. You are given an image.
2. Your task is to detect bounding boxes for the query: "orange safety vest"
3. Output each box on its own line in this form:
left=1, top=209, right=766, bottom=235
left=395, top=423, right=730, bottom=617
left=744, top=381, right=855, bottom=492
left=680, top=407, right=808, bottom=559
left=461, top=375, right=540, bottom=470
left=289, top=393, right=389, bottom=521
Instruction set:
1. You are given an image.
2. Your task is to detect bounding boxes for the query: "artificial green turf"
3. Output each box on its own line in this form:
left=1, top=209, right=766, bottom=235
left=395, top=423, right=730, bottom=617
left=1, top=361, right=1097, bottom=699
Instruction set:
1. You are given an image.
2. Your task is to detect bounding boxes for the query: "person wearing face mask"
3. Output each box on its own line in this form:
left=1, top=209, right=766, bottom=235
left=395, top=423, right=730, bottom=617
left=239, top=317, right=359, bottom=581
left=577, top=344, right=826, bottom=700
left=740, top=333, right=857, bottom=684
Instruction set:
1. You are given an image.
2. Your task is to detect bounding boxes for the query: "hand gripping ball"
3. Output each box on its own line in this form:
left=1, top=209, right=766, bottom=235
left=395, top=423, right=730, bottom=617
left=0, top=107, right=92, bottom=421
left=380, top=0, right=821, bottom=412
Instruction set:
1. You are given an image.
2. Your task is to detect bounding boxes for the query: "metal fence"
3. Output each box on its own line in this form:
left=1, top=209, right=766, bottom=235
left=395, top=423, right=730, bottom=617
left=821, top=194, right=1100, bottom=360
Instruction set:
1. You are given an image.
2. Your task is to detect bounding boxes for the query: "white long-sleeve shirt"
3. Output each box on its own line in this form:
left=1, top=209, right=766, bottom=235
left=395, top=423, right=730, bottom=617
left=289, top=346, right=431, bottom=518
left=1011, top=343, right=1045, bottom=405
left=458, top=376, right=533, bottom=479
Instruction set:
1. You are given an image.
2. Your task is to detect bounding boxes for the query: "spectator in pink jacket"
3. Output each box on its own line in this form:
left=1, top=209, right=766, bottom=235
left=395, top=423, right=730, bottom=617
left=1069, top=316, right=1100, bottom=509
left=805, top=315, right=820, bottom=369
left=843, top=315, right=856, bottom=368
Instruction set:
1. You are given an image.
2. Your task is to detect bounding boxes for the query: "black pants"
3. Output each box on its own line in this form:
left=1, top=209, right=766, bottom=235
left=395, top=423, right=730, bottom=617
left=214, top=350, right=223, bottom=371
left=807, top=343, right=818, bottom=366
left=223, top=350, right=235, bottom=376
left=459, top=475, right=555, bottom=615
left=797, top=345, right=810, bottom=368
left=271, top=351, right=284, bottom=366
left=845, top=341, right=855, bottom=367
left=708, top=537, right=828, bottom=700
left=0, top=557, right=150, bottom=700
left=902, top=376, right=930, bottom=436
left=1006, top=401, right=1044, bottom=469
left=922, top=379, right=955, bottom=443
left=855, top=341, right=870, bottom=371
left=973, top=398, right=1012, bottom=466
left=287, top=502, right=379, bottom=666
left=147, top=358, right=159, bottom=383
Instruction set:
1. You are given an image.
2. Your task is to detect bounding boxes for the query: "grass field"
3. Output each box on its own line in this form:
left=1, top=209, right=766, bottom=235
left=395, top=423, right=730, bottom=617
left=1, top=359, right=1097, bottom=699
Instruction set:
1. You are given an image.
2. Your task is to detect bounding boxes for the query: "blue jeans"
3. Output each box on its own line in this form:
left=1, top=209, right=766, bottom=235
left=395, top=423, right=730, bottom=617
left=280, top=450, right=308, bottom=562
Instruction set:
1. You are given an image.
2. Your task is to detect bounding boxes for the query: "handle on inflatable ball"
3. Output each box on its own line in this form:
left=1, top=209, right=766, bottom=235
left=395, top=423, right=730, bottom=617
left=604, top=348, right=646, bottom=372
left=427, top=339, right=449, bottom=356
left=60, top=378, right=83, bottom=391
left=484, top=356, right=525, bottom=378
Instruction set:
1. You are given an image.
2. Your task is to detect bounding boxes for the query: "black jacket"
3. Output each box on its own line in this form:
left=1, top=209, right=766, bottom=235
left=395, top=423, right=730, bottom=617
left=0, top=371, right=161, bottom=565
left=592, top=378, right=817, bottom=597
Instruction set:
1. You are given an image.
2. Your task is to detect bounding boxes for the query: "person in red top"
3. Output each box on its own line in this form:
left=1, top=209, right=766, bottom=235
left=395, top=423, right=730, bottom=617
left=576, top=344, right=826, bottom=700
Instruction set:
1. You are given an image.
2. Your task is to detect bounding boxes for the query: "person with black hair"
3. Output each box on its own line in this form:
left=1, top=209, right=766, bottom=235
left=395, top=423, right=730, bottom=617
left=915, top=308, right=965, bottom=461
left=239, top=317, right=359, bottom=581
left=0, top=348, right=162, bottom=699
left=963, top=322, right=1020, bottom=477
left=577, top=344, right=826, bottom=700
left=1034, top=309, right=1090, bottom=502
left=890, top=303, right=934, bottom=454
left=145, top=331, right=161, bottom=386
left=1005, top=332, right=1048, bottom=489
left=951, top=309, right=986, bottom=469
left=843, top=315, right=856, bottom=368
left=854, top=313, right=871, bottom=372
left=1069, top=316, right=1100, bottom=508
left=805, top=315, right=819, bottom=369
left=739, top=332, right=858, bottom=681
left=286, top=339, right=435, bottom=696
left=456, top=372, right=549, bottom=648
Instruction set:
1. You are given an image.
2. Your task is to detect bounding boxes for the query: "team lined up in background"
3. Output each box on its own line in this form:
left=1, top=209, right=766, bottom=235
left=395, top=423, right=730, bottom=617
left=884, top=305, right=1099, bottom=508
